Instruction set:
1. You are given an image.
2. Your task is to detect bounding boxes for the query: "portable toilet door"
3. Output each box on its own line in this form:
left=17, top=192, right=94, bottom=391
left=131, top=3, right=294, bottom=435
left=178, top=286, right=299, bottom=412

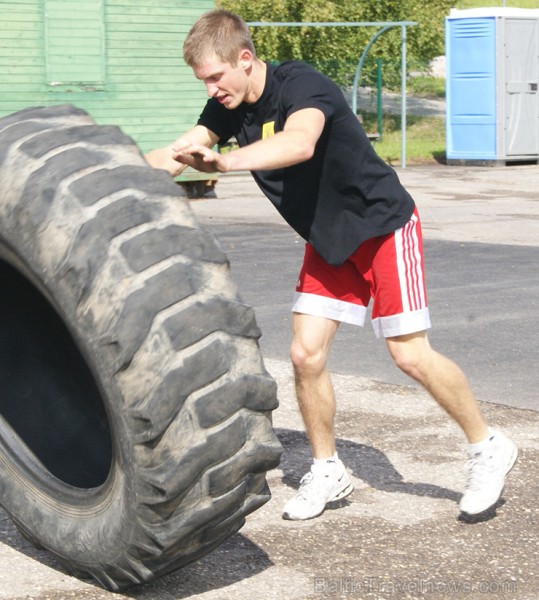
left=503, top=16, right=539, bottom=158
left=446, top=8, right=539, bottom=164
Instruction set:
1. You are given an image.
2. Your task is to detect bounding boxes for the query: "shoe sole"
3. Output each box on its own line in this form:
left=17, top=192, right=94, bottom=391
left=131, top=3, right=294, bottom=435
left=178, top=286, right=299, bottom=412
left=328, top=479, right=354, bottom=503
left=460, top=444, right=518, bottom=517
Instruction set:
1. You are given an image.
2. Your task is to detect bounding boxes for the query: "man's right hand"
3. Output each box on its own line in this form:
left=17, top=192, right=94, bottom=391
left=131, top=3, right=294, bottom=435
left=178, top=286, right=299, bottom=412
left=144, top=125, right=220, bottom=177
left=144, top=146, right=187, bottom=177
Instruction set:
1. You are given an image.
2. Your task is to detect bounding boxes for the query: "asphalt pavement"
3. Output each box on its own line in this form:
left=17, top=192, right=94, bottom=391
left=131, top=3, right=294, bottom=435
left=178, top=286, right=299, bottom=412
left=197, top=166, right=539, bottom=412
left=352, top=87, right=446, bottom=118
left=1, top=164, right=538, bottom=599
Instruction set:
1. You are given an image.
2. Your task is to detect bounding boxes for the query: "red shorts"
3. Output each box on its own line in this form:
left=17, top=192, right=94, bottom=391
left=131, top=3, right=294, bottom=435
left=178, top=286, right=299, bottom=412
left=292, top=209, right=431, bottom=338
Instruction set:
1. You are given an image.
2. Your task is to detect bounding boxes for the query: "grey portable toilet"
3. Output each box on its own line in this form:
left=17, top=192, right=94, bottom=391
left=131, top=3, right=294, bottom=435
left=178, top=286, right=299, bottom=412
left=446, top=7, right=539, bottom=164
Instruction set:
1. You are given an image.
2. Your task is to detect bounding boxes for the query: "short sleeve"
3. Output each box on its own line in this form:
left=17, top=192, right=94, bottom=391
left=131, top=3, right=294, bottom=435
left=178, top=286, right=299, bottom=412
left=196, top=98, right=236, bottom=145
left=279, top=68, right=337, bottom=121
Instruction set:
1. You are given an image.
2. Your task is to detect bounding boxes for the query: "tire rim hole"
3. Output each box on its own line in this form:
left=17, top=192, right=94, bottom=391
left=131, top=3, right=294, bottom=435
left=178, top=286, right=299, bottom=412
left=0, top=259, right=112, bottom=488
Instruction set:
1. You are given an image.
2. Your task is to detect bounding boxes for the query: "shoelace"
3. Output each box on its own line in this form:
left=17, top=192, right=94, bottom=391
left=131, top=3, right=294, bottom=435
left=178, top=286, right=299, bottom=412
left=465, top=451, right=496, bottom=490
left=296, top=470, right=330, bottom=500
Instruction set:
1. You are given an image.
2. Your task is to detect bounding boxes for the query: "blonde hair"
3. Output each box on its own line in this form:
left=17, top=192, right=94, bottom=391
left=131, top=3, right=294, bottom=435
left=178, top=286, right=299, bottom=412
left=183, top=10, right=256, bottom=67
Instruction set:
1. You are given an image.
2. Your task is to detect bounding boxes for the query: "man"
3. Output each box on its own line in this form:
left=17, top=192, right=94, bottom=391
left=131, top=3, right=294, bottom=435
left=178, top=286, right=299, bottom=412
left=146, top=9, right=517, bottom=521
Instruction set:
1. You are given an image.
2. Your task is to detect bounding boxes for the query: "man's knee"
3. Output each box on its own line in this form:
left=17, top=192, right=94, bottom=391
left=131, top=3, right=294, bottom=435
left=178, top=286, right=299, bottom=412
left=290, top=314, right=337, bottom=375
left=289, top=337, right=327, bottom=375
left=386, top=331, right=432, bottom=381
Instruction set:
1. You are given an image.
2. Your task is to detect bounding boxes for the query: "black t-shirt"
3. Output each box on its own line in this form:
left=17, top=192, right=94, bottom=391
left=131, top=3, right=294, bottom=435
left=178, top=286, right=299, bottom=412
left=197, top=61, right=415, bottom=266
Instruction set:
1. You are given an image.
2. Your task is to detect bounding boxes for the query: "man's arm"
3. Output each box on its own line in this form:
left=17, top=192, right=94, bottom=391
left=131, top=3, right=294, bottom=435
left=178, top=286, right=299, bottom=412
left=173, top=108, right=326, bottom=174
left=144, top=125, right=220, bottom=177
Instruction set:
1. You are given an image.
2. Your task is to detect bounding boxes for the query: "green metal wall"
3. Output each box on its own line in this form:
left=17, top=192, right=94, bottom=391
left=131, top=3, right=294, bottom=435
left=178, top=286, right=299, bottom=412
left=0, top=0, right=213, bottom=154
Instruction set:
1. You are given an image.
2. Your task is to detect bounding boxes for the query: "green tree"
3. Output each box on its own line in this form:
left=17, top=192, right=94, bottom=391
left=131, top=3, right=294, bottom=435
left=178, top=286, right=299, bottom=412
left=217, top=0, right=451, bottom=88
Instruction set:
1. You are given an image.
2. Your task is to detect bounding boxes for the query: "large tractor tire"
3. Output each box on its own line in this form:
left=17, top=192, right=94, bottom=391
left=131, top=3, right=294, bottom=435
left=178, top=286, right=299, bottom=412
left=0, top=105, right=281, bottom=591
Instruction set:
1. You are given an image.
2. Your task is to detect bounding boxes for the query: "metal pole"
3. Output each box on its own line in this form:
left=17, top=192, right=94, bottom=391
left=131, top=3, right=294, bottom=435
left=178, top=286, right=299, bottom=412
left=401, top=25, right=407, bottom=169
left=248, top=21, right=416, bottom=28
left=351, top=25, right=393, bottom=115
left=377, top=58, right=383, bottom=138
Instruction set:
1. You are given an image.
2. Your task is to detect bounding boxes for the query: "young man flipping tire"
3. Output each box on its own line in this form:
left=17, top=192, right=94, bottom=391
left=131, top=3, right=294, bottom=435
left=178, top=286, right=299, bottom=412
left=146, top=10, right=518, bottom=522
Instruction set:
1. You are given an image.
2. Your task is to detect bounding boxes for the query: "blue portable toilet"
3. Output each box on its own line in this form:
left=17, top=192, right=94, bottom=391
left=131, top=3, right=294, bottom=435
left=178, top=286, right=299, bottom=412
left=446, top=8, right=539, bottom=164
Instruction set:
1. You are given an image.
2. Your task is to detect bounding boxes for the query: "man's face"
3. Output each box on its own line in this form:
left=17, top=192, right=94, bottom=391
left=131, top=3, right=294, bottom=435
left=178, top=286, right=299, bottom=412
left=193, top=53, right=249, bottom=110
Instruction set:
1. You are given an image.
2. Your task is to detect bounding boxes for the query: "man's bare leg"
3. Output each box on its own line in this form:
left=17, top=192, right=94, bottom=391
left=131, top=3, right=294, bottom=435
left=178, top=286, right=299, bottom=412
left=385, top=331, right=488, bottom=443
left=289, top=313, right=340, bottom=458
left=385, top=330, right=518, bottom=515
left=282, top=313, right=354, bottom=520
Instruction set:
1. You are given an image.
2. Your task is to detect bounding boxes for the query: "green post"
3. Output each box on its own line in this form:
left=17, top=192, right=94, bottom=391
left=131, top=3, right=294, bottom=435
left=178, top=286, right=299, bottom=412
left=376, top=58, right=383, bottom=140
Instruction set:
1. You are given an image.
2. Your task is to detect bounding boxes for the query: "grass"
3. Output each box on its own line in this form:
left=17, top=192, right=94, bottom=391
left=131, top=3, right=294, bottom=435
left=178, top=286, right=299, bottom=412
left=406, top=76, right=446, bottom=98
left=360, top=111, right=446, bottom=165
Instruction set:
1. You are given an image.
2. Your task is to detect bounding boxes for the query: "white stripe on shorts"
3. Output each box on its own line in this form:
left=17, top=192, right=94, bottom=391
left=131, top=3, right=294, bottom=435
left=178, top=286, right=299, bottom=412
left=291, top=292, right=367, bottom=326
left=372, top=307, right=431, bottom=339
left=395, top=212, right=426, bottom=313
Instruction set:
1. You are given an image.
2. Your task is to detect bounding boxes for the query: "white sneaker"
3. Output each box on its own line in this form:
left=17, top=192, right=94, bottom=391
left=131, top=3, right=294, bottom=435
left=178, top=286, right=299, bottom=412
left=459, top=429, right=518, bottom=516
left=282, top=459, right=353, bottom=520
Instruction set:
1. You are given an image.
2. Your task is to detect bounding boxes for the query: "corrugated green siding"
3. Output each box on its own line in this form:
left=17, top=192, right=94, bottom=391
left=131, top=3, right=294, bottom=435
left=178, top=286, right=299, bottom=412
left=0, top=0, right=213, bottom=154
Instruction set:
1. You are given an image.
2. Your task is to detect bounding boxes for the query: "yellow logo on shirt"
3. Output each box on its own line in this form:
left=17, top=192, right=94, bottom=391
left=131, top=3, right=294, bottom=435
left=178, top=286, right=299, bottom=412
left=262, top=121, right=275, bottom=140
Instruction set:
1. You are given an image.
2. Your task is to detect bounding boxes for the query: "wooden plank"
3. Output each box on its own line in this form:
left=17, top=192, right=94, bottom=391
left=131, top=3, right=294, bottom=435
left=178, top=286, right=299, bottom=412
left=1, top=13, right=42, bottom=22
left=1, top=28, right=42, bottom=38
left=85, top=82, right=205, bottom=94
left=108, top=0, right=211, bottom=7
left=1, top=0, right=40, bottom=5
left=107, top=23, right=183, bottom=33
left=0, top=74, right=45, bottom=83
left=0, top=58, right=44, bottom=67
left=0, top=45, right=44, bottom=56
